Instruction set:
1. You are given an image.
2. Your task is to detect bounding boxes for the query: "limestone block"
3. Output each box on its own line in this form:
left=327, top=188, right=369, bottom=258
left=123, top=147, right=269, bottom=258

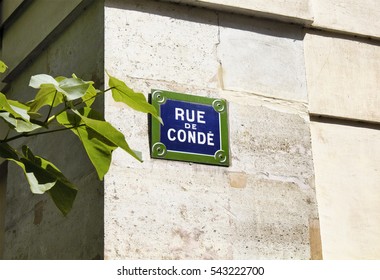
left=104, top=78, right=314, bottom=184
left=105, top=0, right=318, bottom=260
left=1, top=0, right=24, bottom=26
left=312, top=0, right=380, bottom=39
left=0, top=122, right=7, bottom=165
left=1, top=0, right=105, bottom=260
left=225, top=91, right=313, bottom=181
left=218, top=14, right=308, bottom=102
left=104, top=77, right=317, bottom=259
left=105, top=0, right=220, bottom=89
left=305, top=33, right=380, bottom=122
left=3, top=169, right=103, bottom=260
left=105, top=166, right=314, bottom=259
left=0, top=163, right=7, bottom=258
left=162, top=0, right=313, bottom=24
left=1, top=0, right=82, bottom=80
left=311, top=121, right=380, bottom=259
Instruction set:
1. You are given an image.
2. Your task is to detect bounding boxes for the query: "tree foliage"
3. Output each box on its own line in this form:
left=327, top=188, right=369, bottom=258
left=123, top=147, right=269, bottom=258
left=0, top=61, right=160, bottom=215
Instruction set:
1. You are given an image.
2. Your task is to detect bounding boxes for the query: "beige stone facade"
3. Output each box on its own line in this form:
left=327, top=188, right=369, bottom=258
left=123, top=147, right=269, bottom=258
left=104, top=0, right=317, bottom=259
left=1, top=0, right=379, bottom=259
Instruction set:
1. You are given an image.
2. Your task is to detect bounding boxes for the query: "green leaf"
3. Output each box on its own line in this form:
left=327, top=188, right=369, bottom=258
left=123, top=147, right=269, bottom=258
left=0, top=143, right=77, bottom=216
left=48, top=178, right=77, bottom=217
left=29, top=74, right=92, bottom=102
left=27, top=87, right=63, bottom=112
left=0, top=112, right=41, bottom=132
left=29, top=74, right=59, bottom=89
left=0, top=94, right=41, bottom=132
left=75, top=126, right=117, bottom=180
left=0, top=92, right=24, bottom=119
left=75, top=108, right=143, bottom=162
left=59, top=76, right=93, bottom=101
left=0, top=61, right=7, bottom=73
left=81, top=84, right=99, bottom=107
left=8, top=100, right=31, bottom=121
left=28, top=112, right=43, bottom=119
left=0, top=142, right=19, bottom=160
left=56, top=109, right=118, bottom=180
left=107, top=72, right=163, bottom=124
left=18, top=146, right=56, bottom=194
left=57, top=107, right=142, bottom=180
left=21, top=146, right=77, bottom=215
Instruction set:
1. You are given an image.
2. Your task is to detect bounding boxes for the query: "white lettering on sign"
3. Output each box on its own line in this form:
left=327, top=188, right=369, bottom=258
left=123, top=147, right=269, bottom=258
left=167, top=129, right=215, bottom=146
left=198, top=132, right=206, bottom=145
left=188, top=131, right=196, bottom=143
left=178, top=130, right=186, bottom=142
left=207, top=131, right=214, bottom=146
left=175, top=108, right=184, bottom=121
left=184, top=123, right=197, bottom=130
left=197, top=111, right=205, bottom=124
left=169, top=107, right=215, bottom=146
left=168, top=128, right=176, bottom=141
left=175, top=108, right=206, bottom=124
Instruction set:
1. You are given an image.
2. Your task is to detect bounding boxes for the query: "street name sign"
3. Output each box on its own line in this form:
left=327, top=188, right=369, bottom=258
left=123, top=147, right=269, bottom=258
left=150, top=90, right=229, bottom=166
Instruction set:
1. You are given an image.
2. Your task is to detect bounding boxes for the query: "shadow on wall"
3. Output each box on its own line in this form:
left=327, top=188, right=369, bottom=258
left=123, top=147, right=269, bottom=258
left=106, top=0, right=305, bottom=41
left=0, top=162, right=8, bottom=259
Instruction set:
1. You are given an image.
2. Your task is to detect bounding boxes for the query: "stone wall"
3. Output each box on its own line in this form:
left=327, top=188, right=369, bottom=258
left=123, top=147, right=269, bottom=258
left=2, top=0, right=378, bottom=260
left=104, top=0, right=319, bottom=259
left=159, top=0, right=380, bottom=260
left=305, top=31, right=380, bottom=259
left=0, top=163, right=7, bottom=257
left=164, top=0, right=380, bottom=39
left=0, top=0, right=104, bottom=259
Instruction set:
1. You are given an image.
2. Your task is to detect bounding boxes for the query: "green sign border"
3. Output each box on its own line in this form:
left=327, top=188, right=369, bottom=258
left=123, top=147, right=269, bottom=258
left=150, top=89, right=230, bottom=167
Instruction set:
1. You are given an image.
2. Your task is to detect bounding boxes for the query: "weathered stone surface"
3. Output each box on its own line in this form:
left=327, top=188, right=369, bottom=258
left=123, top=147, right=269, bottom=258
left=228, top=172, right=247, bottom=189
left=1, top=0, right=25, bottom=25
left=305, top=33, right=380, bottom=123
left=164, top=0, right=380, bottom=39
left=0, top=163, right=7, bottom=257
left=105, top=168, right=315, bottom=259
left=311, top=121, right=380, bottom=259
left=2, top=0, right=104, bottom=260
left=105, top=0, right=318, bottom=260
left=105, top=0, right=220, bottom=90
left=226, top=93, right=313, bottom=182
left=3, top=170, right=103, bottom=260
left=311, top=0, right=380, bottom=39
left=218, top=14, right=308, bottom=102
left=162, top=0, right=313, bottom=24
left=1, top=0, right=83, bottom=81
left=104, top=80, right=317, bottom=259
left=0, top=122, right=7, bottom=165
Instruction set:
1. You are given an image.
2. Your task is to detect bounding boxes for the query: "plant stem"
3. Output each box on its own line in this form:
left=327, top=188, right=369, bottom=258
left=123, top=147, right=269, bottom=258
left=2, top=127, right=10, bottom=141
left=74, top=87, right=114, bottom=107
left=45, top=87, right=113, bottom=124
left=0, top=125, right=85, bottom=144
left=46, top=106, right=68, bottom=125
left=45, top=90, right=57, bottom=122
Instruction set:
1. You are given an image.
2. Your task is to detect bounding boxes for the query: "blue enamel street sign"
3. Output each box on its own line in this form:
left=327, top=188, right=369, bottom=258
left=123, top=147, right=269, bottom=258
left=150, top=90, right=229, bottom=166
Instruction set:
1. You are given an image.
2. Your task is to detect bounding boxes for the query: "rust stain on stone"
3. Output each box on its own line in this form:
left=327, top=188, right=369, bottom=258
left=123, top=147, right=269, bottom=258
left=309, top=218, right=323, bottom=260
left=33, top=200, right=46, bottom=225
left=228, top=172, right=248, bottom=188
left=218, top=64, right=224, bottom=89
left=179, top=205, right=188, bottom=220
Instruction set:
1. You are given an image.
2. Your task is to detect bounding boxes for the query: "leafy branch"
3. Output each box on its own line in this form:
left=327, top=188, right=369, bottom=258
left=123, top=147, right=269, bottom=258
left=0, top=61, right=161, bottom=215
left=1, top=124, right=86, bottom=143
